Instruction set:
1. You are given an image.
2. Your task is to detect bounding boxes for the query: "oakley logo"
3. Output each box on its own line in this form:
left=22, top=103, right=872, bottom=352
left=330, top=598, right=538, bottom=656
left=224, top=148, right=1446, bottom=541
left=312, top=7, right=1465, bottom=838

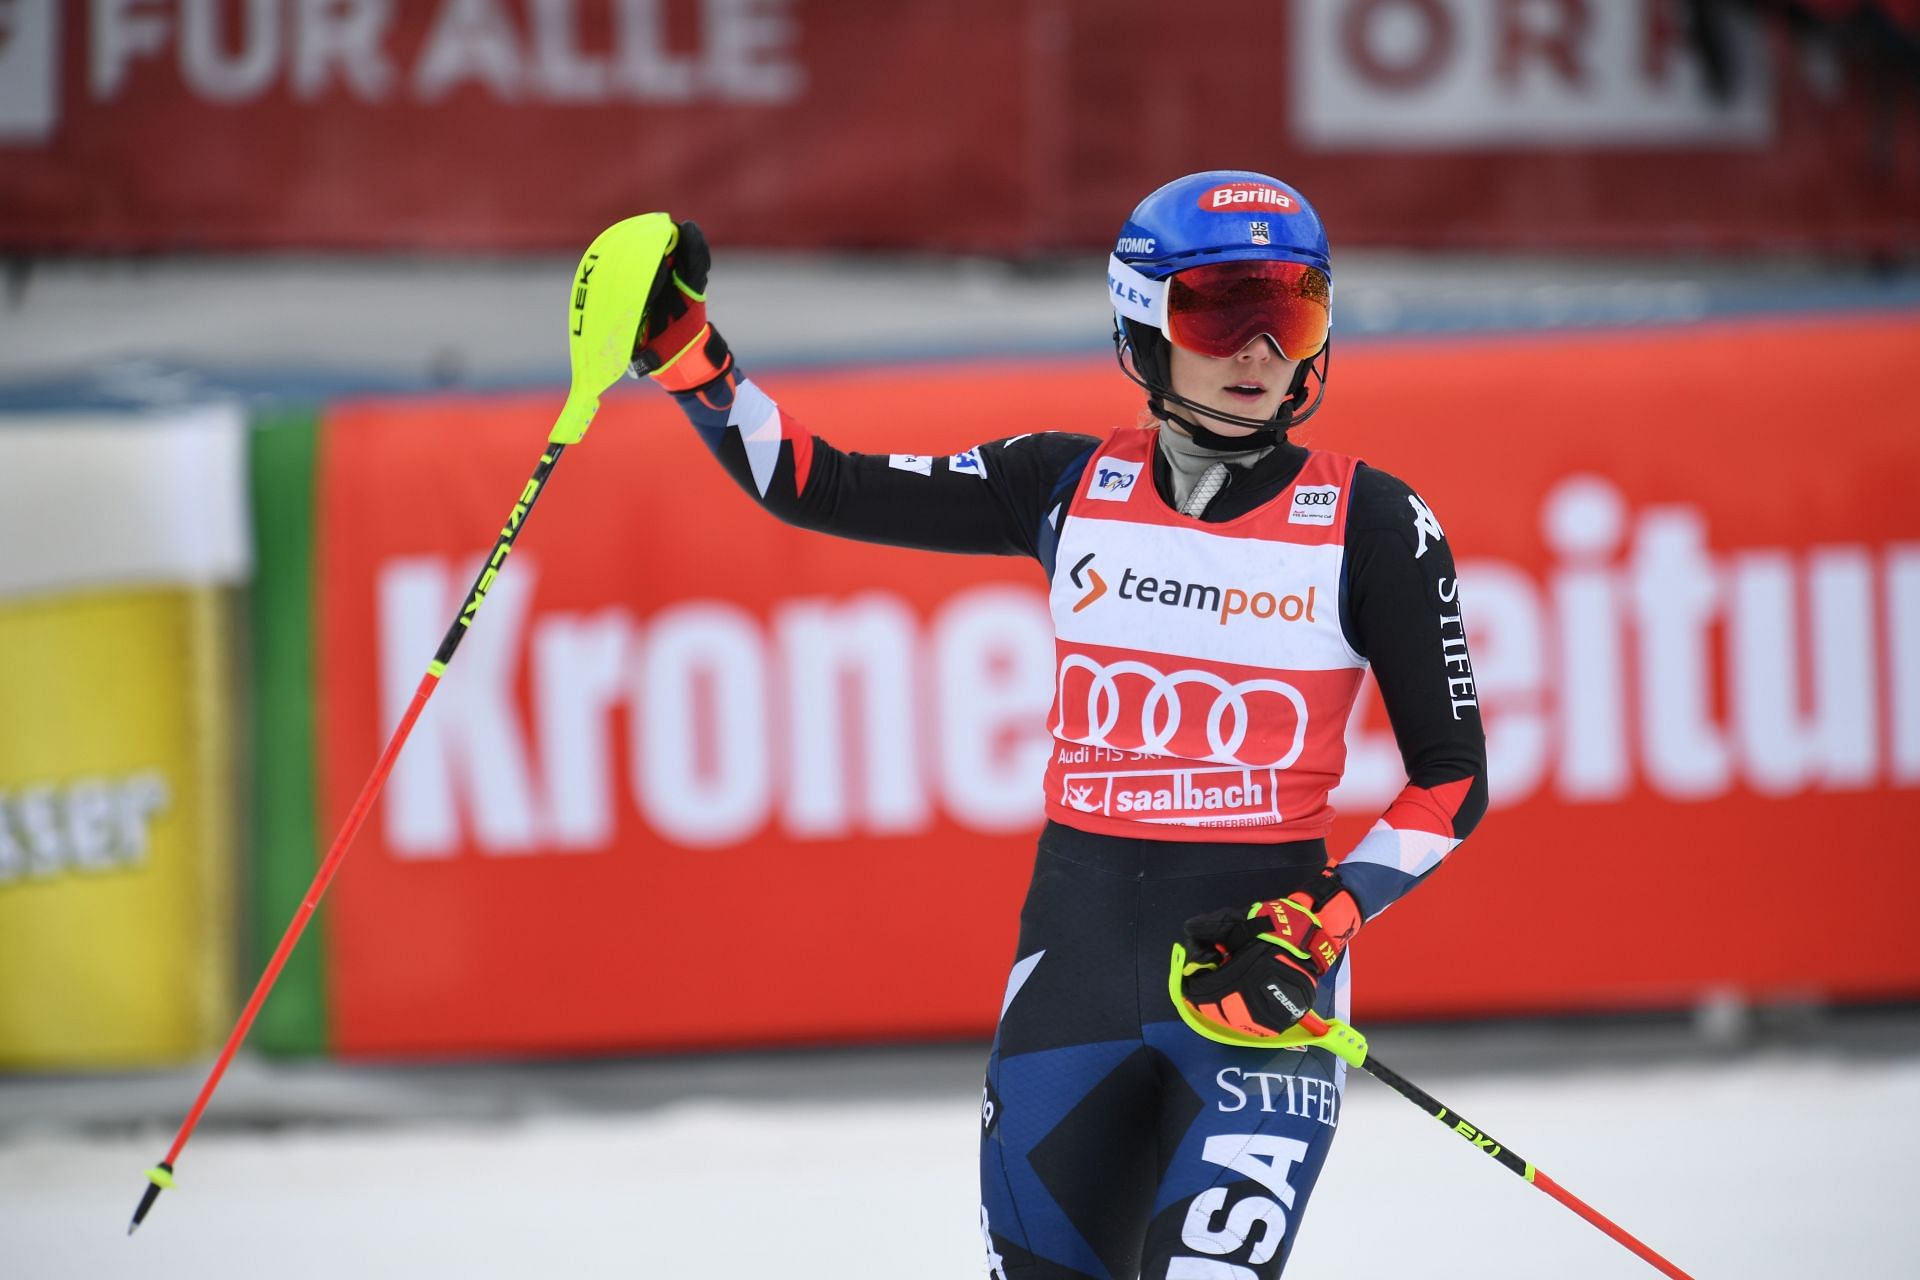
left=1069, top=553, right=1108, bottom=613
left=1054, top=655, right=1309, bottom=768
left=1108, top=275, right=1160, bottom=310
left=1116, top=236, right=1157, bottom=255
left=1088, top=459, right=1143, bottom=502
left=1199, top=183, right=1299, bottom=213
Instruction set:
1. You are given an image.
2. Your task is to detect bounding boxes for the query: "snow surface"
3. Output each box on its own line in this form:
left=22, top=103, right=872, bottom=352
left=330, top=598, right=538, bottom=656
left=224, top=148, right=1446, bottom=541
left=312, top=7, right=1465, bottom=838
left=5, top=1054, right=1917, bottom=1279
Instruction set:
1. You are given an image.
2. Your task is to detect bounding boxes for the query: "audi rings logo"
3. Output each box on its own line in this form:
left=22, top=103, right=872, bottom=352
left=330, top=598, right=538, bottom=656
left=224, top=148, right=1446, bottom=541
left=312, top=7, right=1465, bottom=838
left=1053, top=656, right=1309, bottom=768
left=1290, top=483, right=1340, bottom=526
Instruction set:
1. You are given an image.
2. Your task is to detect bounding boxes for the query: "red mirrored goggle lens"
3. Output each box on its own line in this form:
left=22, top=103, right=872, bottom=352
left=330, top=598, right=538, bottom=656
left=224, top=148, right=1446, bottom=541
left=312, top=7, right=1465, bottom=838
left=1165, top=261, right=1330, bottom=361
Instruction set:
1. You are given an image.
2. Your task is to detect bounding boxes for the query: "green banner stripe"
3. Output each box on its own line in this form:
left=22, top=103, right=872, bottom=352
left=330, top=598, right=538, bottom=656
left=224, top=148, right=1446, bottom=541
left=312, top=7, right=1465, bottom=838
left=247, top=408, right=327, bottom=1055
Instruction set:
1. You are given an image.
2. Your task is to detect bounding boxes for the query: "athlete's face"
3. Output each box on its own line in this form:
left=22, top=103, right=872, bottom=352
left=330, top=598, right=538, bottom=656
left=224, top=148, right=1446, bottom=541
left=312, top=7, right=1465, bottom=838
left=1165, top=337, right=1300, bottom=437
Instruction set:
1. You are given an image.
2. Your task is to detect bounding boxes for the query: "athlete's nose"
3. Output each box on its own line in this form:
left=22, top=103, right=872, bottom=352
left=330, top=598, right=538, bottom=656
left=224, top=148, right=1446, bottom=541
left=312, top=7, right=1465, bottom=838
left=1235, top=336, right=1279, bottom=362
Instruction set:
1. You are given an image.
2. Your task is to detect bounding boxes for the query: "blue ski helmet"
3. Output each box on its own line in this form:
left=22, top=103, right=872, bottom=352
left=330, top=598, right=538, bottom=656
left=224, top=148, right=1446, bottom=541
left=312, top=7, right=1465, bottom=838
left=1109, top=170, right=1333, bottom=437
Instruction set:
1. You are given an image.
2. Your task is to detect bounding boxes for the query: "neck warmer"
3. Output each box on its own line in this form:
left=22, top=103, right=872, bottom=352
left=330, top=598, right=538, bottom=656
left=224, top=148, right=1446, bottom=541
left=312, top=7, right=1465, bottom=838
left=1157, top=419, right=1274, bottom=513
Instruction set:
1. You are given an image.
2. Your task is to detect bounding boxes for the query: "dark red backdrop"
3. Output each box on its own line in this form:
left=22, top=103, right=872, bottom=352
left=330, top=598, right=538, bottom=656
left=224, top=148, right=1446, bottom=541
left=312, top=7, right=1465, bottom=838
left=3, top=1, right=1913, bottom=253
left=314, top=314, right=1920, bottom=1057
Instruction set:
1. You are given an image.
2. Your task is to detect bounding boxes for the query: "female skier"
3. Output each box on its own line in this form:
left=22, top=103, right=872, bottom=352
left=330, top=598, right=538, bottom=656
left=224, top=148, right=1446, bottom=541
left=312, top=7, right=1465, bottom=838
left=633, top=171, right=1488, bottom=1279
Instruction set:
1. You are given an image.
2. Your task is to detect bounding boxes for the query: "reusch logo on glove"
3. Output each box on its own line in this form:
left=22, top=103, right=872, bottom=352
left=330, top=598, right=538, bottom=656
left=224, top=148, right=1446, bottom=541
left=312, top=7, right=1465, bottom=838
left=1198, top=183, right=1299, bottom=213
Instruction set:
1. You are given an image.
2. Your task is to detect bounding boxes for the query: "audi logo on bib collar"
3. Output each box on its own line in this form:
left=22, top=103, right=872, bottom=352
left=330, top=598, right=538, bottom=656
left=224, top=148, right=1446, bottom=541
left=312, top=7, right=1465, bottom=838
left=1053, top=655, right=1309, bottom=769
left=1289, top=483, right=1341, bottom=526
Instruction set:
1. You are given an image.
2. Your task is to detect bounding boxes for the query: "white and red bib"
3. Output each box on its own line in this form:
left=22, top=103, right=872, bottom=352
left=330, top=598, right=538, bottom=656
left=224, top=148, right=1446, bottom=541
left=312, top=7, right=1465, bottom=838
left=1043, top=427, right=1367, bottom=841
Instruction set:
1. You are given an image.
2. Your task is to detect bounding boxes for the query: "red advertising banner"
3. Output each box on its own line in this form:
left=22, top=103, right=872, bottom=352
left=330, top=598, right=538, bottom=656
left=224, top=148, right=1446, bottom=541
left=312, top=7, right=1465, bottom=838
left=316, top=314, right=1920, bottom=1057
left=3, top=1, right=1914, bottom=253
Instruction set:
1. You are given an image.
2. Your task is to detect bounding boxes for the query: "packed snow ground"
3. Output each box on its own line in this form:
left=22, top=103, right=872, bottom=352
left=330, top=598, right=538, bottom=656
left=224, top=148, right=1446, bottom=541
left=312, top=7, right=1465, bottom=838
left=4, top=1051, right=1916, bottom=1279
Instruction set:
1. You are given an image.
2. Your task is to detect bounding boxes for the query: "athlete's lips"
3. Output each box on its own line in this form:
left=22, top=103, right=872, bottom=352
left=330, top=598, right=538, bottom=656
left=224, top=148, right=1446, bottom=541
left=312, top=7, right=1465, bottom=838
left=1224, top=382, right=1267, bottom=397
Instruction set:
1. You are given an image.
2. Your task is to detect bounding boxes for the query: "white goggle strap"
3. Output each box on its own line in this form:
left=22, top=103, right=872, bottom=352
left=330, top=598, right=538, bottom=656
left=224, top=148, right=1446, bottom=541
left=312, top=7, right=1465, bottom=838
left=1106, top=254, right=1169, bottom=337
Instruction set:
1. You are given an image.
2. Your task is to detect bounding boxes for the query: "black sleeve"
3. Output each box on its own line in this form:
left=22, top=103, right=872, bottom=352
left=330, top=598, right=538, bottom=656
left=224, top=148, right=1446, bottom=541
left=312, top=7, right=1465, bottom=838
left=673, top=368, right=1096, bottom=561
left=1343, top=462, right=1491, bottom=840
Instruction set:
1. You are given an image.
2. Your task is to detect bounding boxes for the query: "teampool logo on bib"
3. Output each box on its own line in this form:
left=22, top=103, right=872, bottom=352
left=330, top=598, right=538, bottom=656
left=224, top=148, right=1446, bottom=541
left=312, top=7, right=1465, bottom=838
left=1288, top=484, right=1340, bottom=526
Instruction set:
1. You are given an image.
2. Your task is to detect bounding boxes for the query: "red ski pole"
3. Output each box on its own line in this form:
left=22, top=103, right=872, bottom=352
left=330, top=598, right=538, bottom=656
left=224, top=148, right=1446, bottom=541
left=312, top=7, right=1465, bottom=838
left=1295, top=1010, right=1699, bottom=1280
left=129, top=212, right=679, bottom=1235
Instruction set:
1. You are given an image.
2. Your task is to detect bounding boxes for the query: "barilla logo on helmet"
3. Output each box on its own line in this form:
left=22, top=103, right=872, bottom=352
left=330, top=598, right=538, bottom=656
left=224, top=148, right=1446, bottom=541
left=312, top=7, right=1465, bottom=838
left=1199, top=183, right=1299, bottom=214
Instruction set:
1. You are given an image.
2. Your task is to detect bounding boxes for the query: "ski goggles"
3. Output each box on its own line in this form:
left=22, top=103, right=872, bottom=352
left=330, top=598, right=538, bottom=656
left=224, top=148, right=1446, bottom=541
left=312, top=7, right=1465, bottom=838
left=1108, top=256, right=1330, bottom=360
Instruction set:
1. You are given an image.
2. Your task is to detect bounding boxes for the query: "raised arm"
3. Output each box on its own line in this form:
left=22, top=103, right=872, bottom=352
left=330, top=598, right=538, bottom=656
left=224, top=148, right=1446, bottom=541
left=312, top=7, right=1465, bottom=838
left=632, top=221, right=1097, bottom=560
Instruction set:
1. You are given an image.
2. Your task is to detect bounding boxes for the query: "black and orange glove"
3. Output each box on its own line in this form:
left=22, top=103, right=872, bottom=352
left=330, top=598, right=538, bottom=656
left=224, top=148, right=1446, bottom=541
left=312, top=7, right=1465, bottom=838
left=1179, top=869, right=1361, bottom=1039
left=631, top=219, right=733, bottom=392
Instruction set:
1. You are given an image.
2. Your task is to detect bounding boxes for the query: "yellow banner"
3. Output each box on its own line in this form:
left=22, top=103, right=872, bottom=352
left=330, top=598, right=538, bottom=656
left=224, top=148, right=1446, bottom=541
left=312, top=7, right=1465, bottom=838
left=0, top=586, right=234, bottom=1068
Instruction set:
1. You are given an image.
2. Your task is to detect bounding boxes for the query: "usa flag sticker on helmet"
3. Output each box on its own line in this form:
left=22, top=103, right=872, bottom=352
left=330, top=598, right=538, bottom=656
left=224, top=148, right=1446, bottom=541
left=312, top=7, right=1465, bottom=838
left=1198, top=183, right=1300, bottom=213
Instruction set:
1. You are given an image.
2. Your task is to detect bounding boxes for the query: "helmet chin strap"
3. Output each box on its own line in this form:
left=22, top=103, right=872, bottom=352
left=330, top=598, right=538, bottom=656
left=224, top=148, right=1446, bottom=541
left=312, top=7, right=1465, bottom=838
left=1159, top=394, right=1297, bottom=450
left=1115, top=327, right=1329, bottom=451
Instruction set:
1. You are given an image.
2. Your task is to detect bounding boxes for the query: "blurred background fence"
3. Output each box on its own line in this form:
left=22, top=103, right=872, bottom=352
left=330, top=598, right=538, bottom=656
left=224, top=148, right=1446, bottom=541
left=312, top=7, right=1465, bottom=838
left=3, top=0, right=1919, bottom=1073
